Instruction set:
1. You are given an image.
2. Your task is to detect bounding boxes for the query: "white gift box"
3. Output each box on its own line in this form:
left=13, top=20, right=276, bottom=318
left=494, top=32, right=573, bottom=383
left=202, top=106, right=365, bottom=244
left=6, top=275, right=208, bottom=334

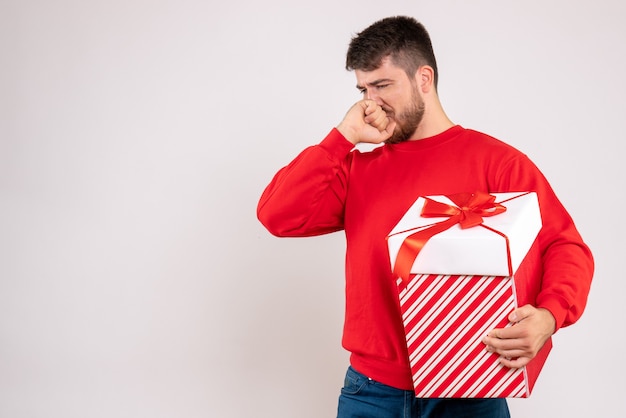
left=387, top=192, right=542, bottom=277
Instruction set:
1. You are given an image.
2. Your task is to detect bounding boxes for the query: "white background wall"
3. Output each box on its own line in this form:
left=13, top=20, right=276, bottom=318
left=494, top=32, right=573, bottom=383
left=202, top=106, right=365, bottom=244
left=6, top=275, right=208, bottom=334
left=1, top=1, right=624, bottom=417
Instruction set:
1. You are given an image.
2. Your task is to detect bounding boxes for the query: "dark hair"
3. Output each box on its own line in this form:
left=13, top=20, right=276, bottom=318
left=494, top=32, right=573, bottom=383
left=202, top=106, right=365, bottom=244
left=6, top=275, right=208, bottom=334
left=346, top=16, right=439, bottom=88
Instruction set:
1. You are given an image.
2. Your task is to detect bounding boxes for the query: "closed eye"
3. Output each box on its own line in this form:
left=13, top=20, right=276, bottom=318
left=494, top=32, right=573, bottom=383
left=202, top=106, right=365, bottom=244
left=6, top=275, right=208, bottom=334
left=358, top=85, right=390, bottom=95
left=356, top=79, right=393, bottom=95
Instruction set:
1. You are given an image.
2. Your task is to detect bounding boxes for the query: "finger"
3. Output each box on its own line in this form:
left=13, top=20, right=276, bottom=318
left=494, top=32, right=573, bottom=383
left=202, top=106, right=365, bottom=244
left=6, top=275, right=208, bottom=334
left=483, top=335, right=523, bottom=351
left=485, top=340, right=527, bottom=356
left=485, top=327, right=516, bottom=340
left=497, top=348, right=527, bottom=359
left=364, top=106, right=385, bottom=123
left=498, top=355, right=530, bottom=369
left=370, top=112, right=389, bottom=130
left=363, top=100, right=379, bottom=116
left=383, top=119, right=396, bottom=136
left=483, top=339, right=531, bottom=361
left=366, top=115, right=390, bottom=135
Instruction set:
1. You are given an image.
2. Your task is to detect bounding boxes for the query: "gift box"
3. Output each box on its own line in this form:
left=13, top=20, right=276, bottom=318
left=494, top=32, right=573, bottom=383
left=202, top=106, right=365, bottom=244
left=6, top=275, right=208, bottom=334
left=387, top=191, right=552, bottom=398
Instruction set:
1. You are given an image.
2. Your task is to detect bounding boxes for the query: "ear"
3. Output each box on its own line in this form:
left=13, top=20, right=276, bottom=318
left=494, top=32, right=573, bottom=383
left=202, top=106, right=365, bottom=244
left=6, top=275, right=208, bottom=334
left=415, top=65, right=435, bottom=94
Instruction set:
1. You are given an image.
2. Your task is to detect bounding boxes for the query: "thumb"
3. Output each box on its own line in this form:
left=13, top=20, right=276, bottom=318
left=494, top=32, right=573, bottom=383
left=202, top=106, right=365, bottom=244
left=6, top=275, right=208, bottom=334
left=508, top=304, right=534, bottom=323
left=385, top=119, right=397, bottom=134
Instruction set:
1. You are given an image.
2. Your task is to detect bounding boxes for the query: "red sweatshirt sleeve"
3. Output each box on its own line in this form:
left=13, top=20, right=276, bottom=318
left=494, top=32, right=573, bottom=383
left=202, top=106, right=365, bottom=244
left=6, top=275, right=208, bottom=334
left=257, top=129, right=355, bottom=237
left=498, top=155, right=594, bottom=330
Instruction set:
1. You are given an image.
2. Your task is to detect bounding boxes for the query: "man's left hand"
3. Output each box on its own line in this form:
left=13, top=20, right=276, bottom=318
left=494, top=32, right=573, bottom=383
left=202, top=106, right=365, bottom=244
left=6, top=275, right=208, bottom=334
left=482, top=305, right=556, bottom=369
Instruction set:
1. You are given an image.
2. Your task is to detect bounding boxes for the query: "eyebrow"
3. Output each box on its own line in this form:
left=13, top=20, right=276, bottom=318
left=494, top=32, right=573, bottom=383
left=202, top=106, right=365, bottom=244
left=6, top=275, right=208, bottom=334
left=356, top=78, right=394, bottom=90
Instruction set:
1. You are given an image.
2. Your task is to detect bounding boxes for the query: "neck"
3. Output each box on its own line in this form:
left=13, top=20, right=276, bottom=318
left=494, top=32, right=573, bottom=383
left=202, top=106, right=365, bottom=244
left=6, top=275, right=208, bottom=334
left=410, top=97, right=454, bottom=140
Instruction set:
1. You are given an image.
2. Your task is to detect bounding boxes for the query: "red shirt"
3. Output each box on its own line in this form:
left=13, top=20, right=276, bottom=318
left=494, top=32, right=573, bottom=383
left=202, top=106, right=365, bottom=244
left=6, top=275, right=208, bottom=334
left=257, top=126, right=593, bottom=390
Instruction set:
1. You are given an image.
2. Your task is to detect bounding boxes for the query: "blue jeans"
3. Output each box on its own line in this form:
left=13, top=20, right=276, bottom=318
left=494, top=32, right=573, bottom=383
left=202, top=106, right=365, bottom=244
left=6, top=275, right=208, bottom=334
left=337, top=366, right=510, bottom=418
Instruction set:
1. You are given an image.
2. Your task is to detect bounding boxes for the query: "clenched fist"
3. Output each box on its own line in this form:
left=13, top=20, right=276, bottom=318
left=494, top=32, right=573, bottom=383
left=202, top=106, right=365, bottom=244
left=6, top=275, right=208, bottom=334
left=337, top=100, right=397, bottom=145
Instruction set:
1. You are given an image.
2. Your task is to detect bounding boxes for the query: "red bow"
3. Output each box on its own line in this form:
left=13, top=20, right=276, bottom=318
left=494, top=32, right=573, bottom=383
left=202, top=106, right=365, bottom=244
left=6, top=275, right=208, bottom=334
left=393, top=192, right=507, bottom=282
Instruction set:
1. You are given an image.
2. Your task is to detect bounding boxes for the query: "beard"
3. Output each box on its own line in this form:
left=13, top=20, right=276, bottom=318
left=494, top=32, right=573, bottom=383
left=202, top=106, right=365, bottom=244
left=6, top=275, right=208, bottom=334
left=385, top=88, right=425, bottom=144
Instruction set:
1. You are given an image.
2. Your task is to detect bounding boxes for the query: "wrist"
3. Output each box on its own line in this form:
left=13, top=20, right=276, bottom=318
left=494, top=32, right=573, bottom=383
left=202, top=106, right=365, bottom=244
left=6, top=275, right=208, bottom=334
left=336, top=123, right=360, bottom=145
left=537, top=307, right=557, bottom=336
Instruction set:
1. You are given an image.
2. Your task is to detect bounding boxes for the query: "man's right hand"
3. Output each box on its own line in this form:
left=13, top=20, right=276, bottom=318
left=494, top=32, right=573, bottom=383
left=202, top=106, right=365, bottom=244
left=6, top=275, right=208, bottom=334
left=337, top=100, right=396, bottom=145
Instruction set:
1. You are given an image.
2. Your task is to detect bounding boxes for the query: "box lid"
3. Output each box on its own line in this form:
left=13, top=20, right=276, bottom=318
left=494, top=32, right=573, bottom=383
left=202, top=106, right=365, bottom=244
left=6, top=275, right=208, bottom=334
left=387, top=192, right=542, bottom=277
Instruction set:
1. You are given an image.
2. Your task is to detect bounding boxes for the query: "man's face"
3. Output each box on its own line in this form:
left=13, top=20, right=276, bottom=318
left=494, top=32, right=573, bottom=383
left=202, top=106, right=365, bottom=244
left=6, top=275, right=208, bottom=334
left=355, top=58, right=425, bottom=143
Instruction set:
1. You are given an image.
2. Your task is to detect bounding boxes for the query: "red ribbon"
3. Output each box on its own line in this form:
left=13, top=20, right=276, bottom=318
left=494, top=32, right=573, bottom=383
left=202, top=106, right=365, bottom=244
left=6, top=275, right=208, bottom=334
left=392, top=191, right=507, bottom=282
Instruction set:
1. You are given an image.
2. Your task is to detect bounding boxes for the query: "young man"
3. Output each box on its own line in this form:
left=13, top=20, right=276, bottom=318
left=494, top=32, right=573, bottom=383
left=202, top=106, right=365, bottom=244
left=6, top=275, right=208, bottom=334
left=257, top=16, right=593, bottom=418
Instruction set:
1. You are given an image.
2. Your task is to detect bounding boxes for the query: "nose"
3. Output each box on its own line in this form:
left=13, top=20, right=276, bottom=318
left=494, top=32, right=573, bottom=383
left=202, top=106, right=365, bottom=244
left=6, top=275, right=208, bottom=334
left=364, top=89, right=383, bottom=106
